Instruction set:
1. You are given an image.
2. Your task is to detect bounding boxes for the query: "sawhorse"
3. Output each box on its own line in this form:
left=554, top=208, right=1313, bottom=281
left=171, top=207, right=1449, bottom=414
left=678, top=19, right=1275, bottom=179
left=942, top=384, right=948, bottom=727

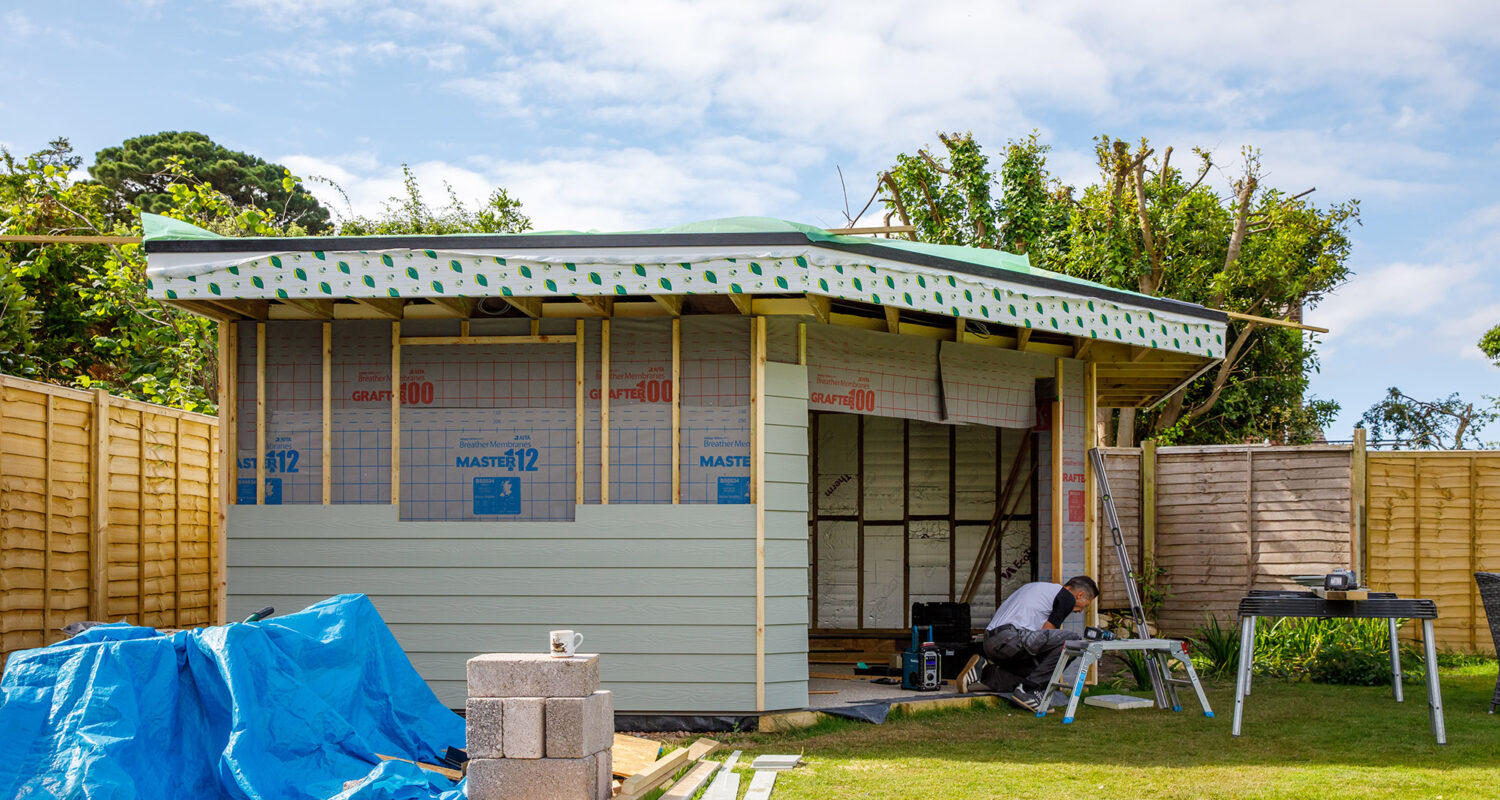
left=1036, top=638, right=1213, bottom=723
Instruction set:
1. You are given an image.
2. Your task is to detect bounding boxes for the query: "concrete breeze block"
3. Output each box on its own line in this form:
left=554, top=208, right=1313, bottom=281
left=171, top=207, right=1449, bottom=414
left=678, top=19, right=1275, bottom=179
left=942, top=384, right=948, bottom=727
left=466, top=756, right=597, bottom=800
left=501, top=697, right=545, bottom=759
left=465, top=698, right=505, bottom=759
left=545, top=690, right=615, bottom=758
left=468, top=654, right=600, bottom=698
left=594, top=748, right=613, bottom=800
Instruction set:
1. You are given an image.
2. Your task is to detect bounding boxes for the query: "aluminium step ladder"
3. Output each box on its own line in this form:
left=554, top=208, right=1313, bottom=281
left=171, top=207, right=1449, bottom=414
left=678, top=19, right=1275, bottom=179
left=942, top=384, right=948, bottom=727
left=1036, top=637, right=1213, bottom=723
left=1032, top=449, right=1212, bottom=724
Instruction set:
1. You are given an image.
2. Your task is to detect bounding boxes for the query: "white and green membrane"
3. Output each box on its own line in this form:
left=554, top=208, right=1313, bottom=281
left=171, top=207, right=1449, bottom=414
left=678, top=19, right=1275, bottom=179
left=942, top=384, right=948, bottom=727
left=145, top=214, right=1225, bottom=359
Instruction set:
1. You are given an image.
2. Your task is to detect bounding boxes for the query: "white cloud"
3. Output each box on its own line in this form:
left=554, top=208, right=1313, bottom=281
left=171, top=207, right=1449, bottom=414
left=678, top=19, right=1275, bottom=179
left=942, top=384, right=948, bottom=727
left=1437, top=304, right=1500, bottom=362
left=1310, top=261, right=1479, bottom=342
left=280, top=137, right=821, bottom=231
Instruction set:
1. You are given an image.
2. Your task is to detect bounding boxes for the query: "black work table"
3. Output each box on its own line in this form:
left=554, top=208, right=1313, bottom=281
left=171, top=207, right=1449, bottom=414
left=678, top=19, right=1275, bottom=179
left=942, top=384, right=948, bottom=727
left=1232, top=590, right=1445, bottom=744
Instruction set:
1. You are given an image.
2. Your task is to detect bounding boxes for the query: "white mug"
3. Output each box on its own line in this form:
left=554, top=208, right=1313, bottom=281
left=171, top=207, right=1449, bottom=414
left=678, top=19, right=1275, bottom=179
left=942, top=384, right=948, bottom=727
left=549, top=629, right=584, bottom=658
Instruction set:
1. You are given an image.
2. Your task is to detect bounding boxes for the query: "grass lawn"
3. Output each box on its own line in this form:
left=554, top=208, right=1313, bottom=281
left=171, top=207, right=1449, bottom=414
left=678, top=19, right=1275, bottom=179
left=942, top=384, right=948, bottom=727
left=712, top=664, right=1499, bottom=800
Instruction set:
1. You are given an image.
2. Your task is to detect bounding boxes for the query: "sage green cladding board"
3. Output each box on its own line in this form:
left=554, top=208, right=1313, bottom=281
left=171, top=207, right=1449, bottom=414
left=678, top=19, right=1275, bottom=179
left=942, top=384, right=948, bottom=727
left=226, top=503, right=804, bottom=713
left=229, top=566, right=820, bottom=597
left=763, top=482, right=810, bottom=513
left=230, top=593, right=809, bottom=629
left=764, top=510, right=809, bottom=541
left=385, top=623, right=810, bottom=656
left=228, top=504, right=754, bottom=538
left=764, top=453, right=809, bottom=486
left=407, top=652, right=810, bottom=685
left=763, top=425, right=809, bottom=457
left=761, top=361, right=811, bottom=711
left=423, top=681, right=780, bottom=714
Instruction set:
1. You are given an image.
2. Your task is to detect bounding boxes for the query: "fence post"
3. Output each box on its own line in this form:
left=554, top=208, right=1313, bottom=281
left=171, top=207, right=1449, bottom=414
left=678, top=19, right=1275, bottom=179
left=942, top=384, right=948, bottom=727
left=90, top=389, right=110, bottom=621
left=43, top=396, right=53, bottom=643
left=1350, top=428, right=1367, bottom=580
left=1470, top=453, right=1479, bottom=652
left=1141, top=440, right=1156, bottom=573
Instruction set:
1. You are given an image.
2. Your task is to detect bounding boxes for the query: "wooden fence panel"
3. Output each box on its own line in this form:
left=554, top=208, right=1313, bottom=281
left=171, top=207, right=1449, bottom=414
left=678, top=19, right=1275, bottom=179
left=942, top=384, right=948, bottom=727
left=1, top=374, right=218, bottom=665
left=1093, top=448, right=1142, bottom=610
left=1103, top=444, right=1354, bottom=636
left=1367, top=452, right=1500, bottom=654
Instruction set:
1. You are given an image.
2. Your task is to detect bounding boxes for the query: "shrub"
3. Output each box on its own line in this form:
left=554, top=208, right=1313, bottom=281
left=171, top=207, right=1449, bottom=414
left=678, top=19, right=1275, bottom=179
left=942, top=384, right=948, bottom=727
left=1251, top=617, right=1424, bottom=686
left=1189, top=613, right=1240, bottom=680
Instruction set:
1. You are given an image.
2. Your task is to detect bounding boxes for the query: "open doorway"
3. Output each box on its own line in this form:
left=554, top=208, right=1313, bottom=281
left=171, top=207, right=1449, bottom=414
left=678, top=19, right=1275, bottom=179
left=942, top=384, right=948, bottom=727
left=808, top=411, right=1037, bottom=666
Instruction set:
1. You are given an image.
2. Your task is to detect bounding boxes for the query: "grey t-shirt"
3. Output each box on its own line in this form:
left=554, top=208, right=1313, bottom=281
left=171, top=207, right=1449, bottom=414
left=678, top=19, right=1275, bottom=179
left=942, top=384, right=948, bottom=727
left=986, top=581, right=1074, bottom=631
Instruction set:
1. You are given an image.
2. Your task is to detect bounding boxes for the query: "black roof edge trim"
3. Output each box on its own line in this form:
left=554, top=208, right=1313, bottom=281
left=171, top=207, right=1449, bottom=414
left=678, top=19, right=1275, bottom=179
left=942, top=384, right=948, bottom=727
left=145, top=230, right=1226, bottom=324
left=143, top=231, right=812, bottom=253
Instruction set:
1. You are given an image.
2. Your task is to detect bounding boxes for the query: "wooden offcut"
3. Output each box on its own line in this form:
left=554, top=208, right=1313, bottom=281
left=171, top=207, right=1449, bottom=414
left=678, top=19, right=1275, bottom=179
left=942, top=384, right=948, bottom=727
left=374, top=753, right=462, bottom=781
left=660, top=759, right=720, bottom=800
left=618, top=747, right=690, bottom=799
left=610, top=734, right=663, bottom=778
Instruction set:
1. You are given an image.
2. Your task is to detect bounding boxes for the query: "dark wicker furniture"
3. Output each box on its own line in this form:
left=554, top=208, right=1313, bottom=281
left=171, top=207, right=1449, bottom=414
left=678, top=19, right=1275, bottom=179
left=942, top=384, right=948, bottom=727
left=1476, top=572, right=1500, bottom=714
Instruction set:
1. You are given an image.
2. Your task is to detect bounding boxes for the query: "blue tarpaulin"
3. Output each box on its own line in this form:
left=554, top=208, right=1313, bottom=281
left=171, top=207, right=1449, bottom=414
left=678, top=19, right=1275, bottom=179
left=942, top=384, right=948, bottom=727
left=0, top=594, right=467, bottom=799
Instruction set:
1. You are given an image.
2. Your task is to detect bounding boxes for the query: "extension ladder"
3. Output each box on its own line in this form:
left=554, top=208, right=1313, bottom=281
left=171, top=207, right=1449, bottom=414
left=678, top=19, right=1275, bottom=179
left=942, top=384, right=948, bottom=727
left=1036, top=638, right=1214, bottom=723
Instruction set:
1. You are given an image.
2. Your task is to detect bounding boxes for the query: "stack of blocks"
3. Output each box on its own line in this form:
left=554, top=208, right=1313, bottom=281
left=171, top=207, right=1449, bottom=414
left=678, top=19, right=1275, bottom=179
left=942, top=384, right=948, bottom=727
left=466, top=654, right=614, bottom=800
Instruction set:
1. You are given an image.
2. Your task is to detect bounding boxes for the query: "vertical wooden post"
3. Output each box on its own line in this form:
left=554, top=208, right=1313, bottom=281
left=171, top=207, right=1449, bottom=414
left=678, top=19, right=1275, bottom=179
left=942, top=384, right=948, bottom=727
left=857, top=415, right=866, bottom=629
left=90, top=388, right=110, bottom=621
left=255, top=323, right=266, bottom=505
left=1084, top=361, right=1098, bottom=628
left=1245, top=450, right=1256, bottom=592
left=42, top=395, right=54, bottom=643
left=994, top=427, right=1004, bottom=606
left=173, top=416, right=183, bottom=628
left=751, top=316, right=767, bottom=711
left=1413, top=458, right=1423, bottom=600
left=948, top=425, right=957, bottom=602
left=322, top=322, right=332, bottom=505
left=810, top=412, right=821, bottom=628
left=601, top=319, right=611, bottom=505
left=1470, top=454, right=1479, bottom=652
left=137, top=411, right=148, bottom=624
left=1051, top=358, right=1063, bottom=583
left=797, top=322, right=807, bottom=366
left=671, top=318, right=681, bottom=504
left=1141, top=439, right=1156, bottom=570
left=1350, top=428, right=1367, bottom=579
left=901, top=419, right=911, bottom=625
left=217, top=322, right=236, bottom=623
left=575, top=320, right=585, bottom=507
left=226, top=322, right=239, bottom=499
left=390, top=321, right=401, bottom=506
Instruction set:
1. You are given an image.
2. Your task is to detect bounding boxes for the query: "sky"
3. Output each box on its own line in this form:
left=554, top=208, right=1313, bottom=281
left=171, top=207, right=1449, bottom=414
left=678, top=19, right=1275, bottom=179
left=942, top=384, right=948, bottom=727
left=3, top=0, right=1497, bottom=441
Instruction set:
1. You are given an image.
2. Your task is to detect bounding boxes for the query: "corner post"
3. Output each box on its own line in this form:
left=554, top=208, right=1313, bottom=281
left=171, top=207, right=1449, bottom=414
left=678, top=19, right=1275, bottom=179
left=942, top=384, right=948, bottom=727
left=1051, top=358, right=1064, bottom=583
left=390, top=320, right=401, bottom=507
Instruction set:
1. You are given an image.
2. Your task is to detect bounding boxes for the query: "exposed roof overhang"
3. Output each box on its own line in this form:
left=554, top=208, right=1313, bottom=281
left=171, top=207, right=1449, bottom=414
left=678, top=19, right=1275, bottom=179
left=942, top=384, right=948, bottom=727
left=144, top=215, right=1226, bottom=408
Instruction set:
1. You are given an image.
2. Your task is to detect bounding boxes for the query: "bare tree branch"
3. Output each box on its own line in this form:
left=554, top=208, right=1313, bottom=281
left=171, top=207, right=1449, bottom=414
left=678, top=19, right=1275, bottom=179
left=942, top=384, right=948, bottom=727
left=879, top=172, right=913, bottom=229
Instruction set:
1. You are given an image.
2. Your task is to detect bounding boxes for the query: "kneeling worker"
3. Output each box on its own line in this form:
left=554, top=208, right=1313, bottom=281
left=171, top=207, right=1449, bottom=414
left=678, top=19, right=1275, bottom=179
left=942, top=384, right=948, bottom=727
left=959, top=575, right=1099, bottom=711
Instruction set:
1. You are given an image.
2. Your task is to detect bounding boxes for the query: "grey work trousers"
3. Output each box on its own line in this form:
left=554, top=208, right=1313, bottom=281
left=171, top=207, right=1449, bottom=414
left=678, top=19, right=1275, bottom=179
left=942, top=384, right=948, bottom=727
left=980, top=625, right=1082, bottom=692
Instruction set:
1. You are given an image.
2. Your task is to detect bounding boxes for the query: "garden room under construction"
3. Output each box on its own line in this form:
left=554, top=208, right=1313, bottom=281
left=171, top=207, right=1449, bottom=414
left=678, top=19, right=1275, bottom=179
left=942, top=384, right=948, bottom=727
left=143, top=214, right=1228, bottom=716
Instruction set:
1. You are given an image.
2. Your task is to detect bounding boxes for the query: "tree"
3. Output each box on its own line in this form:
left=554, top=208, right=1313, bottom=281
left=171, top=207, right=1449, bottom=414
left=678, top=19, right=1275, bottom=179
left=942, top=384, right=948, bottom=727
left=1, top=138, right=308, bottom=412
left=90, top=131, right=332, bottom=232
left=1360, top=388, right=1498, bottom=450
left=876, top=132, right=1357, bottom=445
left=1481, top=323, right=1500, bottom=367
left=333, top=165, right=531, bottom=235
